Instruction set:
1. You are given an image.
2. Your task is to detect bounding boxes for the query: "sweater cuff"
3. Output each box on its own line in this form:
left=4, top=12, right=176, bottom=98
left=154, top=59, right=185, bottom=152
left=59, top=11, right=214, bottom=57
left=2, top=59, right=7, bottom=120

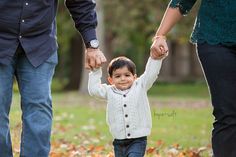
left=149, top=57, right=163, bottom=64
left=89, top=67, right=102, bottom=77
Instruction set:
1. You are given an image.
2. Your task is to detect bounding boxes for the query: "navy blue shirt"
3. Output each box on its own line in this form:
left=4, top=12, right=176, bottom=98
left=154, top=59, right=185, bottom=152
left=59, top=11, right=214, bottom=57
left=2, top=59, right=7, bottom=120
left=0, top=0, right=97, bottom=67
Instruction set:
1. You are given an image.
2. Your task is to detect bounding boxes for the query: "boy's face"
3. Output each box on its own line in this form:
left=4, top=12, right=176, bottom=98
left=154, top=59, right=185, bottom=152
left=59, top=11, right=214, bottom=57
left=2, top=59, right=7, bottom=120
left=108, top=66, right=136, bottom=90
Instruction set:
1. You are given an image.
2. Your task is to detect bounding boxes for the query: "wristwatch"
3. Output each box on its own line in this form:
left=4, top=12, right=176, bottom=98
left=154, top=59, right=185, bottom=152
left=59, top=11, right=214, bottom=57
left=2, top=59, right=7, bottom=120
left=86, top=39, right=99, bottom=49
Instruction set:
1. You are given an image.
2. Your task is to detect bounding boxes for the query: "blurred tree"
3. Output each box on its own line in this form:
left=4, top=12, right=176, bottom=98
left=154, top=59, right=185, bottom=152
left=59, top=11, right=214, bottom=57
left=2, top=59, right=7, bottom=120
left=57, top=0, right=85, bottom=91
left=79, top=0, right=109, bottom=93
left=57, top=0, right=108, bottom=92
left=56, top=0, right=76, bottom=89
left=55, top=0, right=200, bottom=91
left=103, top=0, right=199, bottom=74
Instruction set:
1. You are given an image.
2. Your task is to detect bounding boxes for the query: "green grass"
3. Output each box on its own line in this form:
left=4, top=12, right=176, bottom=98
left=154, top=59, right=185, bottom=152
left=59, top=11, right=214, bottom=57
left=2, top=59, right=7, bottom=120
left=148, top=82, right=209, bottom=99
left=50, top=105, right=213, bottom=147
left=10, top=95, right=212, bottom=144
left=151, top=107, right=212, bottom=147
left=10, top=103, right=212, bottom=147
left=10, top=83, right=213, bottom=156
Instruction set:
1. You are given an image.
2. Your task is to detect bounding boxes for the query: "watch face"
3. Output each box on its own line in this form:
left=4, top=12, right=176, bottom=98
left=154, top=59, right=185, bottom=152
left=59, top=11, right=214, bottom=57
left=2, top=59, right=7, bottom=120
left=90, top=39, right=99, bottom=48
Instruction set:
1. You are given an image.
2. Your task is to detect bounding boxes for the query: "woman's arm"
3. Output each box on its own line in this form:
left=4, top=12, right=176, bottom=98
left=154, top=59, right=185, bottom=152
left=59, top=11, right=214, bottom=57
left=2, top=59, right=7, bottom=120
left=150, top=7, right=183, bottom=59
left=151, top=0, right=198, bottom=59
left=156, top=7, right=183, bottom=36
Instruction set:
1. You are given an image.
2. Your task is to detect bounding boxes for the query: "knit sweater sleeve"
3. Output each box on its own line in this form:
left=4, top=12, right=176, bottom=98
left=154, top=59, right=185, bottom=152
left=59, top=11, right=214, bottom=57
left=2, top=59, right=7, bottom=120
left=88, top=68, right=108, bottom=99
left=138, top=57, right=163, bottom=91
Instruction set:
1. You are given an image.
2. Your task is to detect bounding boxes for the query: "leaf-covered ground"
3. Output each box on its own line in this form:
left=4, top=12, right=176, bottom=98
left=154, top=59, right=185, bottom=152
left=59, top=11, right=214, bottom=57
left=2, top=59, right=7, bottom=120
left=10, top=92, right=213, bottom=157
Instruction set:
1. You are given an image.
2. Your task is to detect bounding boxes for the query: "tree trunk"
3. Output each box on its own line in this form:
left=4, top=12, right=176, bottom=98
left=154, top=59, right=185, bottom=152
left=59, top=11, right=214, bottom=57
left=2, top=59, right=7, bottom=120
left=79, top=0, right=110, bottom=93
left=64, top=35, right=84, bottom=90
left=159, top=41, right=174, bottom=81
left=175, top=43, right=191, bottom=79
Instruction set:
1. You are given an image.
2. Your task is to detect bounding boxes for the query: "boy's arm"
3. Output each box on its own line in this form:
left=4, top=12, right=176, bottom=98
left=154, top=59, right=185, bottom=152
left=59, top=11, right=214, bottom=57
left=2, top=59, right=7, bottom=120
left=88, top=68, right=108, bottom=99
left=138, top=57, right=163, bottom=90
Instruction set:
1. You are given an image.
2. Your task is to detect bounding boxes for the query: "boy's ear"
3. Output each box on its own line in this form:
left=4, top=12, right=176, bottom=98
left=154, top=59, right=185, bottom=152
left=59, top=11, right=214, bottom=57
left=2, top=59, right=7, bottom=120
left=107, top=77, right=113, bottom=84
left=134, top=74, right=137, bottom=79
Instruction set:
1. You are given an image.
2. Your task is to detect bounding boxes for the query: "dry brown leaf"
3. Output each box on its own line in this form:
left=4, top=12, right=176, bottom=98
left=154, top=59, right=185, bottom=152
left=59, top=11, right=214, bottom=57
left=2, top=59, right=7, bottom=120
left=172, top=143, right=180, bottom=149
left=106, top=152, right=114, bottom=157
left=50, top=152, right=66, bottom=157
left=88, top=145, right=95, bottom=152
left=156, top=140, right=164, bottom=147
left=146, top=147, right=156, bottom=154
left=94, top=145, right=105, bottom=152
left=177, top=152, right=186, bottom=157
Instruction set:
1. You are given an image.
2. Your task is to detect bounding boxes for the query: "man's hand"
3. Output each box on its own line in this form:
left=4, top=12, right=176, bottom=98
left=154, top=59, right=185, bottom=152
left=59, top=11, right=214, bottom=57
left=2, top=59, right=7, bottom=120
left=85, top=48, right=107, bottom=70
left=150, top=35, right=169, bottom=60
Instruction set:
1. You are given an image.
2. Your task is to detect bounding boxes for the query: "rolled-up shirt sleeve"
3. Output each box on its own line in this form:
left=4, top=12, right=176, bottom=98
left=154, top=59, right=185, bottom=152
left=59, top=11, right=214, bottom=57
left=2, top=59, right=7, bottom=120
left=169, top=0, right=197, bottom=15
left=65, top=0, right=97, bottom=43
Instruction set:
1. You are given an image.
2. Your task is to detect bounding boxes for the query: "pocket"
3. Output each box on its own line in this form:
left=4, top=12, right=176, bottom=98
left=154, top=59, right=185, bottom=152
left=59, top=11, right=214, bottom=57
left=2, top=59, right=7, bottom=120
left=45, top=52, right=58, bottom=65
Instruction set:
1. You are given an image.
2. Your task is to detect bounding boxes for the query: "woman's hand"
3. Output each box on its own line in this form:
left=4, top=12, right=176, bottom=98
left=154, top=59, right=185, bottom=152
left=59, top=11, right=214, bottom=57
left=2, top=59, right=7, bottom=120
left=150, top=35, right=169, bottom=60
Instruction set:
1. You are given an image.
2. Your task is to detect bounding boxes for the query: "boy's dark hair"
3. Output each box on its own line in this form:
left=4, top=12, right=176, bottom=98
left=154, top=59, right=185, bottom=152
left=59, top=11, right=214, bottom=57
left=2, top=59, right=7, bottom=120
left=108, top=56, right=136, bottom=77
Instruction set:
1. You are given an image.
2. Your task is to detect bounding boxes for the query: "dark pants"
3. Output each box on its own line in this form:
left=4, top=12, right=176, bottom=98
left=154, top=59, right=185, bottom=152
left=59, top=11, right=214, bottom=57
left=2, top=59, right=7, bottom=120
left=113, top=136, right=147, bottom=157
left=197, top=43, right=236, bottom=157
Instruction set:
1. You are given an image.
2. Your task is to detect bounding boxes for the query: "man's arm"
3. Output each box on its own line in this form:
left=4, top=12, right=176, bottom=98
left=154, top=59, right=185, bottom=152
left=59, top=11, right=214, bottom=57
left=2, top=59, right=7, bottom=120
left=65, top=0, right=106, bottom=69
left=65, top=0, right=97, bottom=43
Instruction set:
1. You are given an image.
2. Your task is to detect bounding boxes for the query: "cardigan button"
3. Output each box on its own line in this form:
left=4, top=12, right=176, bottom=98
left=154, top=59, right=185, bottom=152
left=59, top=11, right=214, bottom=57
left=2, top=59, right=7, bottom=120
left=125, top=114, right=128, bottom=117
left=124, top=104, right=127, bottom=107
left=126, top=125, right=129, bottom=128
left=127, top=133, right=130, bottom=136
left=123, top=94, right=126, bottom=97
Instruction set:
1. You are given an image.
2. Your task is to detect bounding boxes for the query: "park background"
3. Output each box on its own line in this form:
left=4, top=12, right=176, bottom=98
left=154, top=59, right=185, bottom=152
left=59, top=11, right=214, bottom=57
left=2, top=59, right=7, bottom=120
left=11, top=0, right=213, bottom=156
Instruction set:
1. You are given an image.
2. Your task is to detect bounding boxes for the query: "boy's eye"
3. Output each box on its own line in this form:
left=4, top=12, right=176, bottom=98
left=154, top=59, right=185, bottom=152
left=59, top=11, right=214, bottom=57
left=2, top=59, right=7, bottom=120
left=125, top=74, right=131, bottom=77
left=114, top=75, right=120, bottom=78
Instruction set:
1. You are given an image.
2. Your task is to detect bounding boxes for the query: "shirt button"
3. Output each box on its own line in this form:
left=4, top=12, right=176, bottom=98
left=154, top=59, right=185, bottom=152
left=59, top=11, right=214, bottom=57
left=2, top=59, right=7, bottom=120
left=22, top=20, right=25, bottom=23
left=126, top=125, right=129, bottom=128
left=124, top=104, right=127, bottom=107
left=125, top=114, right=128, bottom=118
left=19, top=35, right=22, bottom=38
left=25, top=2, right=29, bottom=5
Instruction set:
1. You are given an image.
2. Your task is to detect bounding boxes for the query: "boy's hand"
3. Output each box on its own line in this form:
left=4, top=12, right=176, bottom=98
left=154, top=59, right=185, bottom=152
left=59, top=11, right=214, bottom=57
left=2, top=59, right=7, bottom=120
left=150, top=35, right=168, bottom=60
left=85, top=48, right=107, bottom=70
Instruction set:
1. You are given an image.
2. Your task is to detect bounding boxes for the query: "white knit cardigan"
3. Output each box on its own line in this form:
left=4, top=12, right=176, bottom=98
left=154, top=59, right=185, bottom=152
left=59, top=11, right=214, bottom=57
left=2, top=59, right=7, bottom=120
left=88, top=57, right=162, bottom=139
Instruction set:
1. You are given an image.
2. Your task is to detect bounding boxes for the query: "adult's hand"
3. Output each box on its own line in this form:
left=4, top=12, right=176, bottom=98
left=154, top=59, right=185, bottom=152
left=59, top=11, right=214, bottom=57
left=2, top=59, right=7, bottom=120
left=85, top=48, right=107, bottom=70
left=150, top=36, right=169, bottom=60
left=150, top=7, right=183, bottom=60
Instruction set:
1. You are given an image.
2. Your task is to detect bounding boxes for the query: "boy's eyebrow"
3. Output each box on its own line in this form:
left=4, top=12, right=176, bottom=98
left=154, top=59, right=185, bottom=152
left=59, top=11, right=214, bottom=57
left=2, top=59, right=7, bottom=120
left=114, top=72, right=132, bottom=76
left=113, top=73, right=120, bottom=76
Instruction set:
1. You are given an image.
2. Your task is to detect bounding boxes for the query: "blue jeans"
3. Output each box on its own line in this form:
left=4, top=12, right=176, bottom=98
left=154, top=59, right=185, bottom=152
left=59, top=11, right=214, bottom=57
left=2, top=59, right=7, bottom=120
left=113, top=136, right=147, bottom=157
left=197, top=43, right=236, bottom=157
left=0, top=46, right=57, bottom=157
